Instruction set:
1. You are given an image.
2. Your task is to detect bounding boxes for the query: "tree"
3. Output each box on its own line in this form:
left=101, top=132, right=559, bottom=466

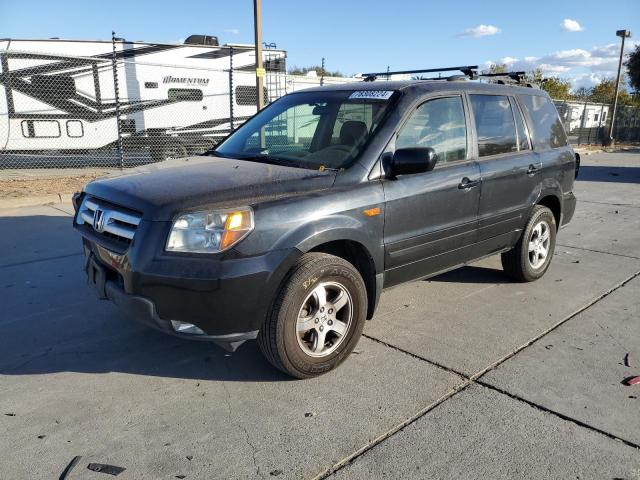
left=288, top=65, right=344, bottom=77
left=626, top=43, right=640, bottom=94
left=540, top=77, right=572, bottom=100
left=486, top=63, right=507, bottom=74
left=573, top=86, right=592, bottom=100
left=589, top=78, right=639, bottom=106
left=523, top=69, right=571, bottom=99
left=590, top=78, right=617, bottom=102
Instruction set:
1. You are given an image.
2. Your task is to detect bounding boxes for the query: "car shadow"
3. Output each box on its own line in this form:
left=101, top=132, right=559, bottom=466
left=427, top=265, right=514, bottom=285
left=577, top=165, right=640, bottom=184
left=0, top=213, right=292, bottom=383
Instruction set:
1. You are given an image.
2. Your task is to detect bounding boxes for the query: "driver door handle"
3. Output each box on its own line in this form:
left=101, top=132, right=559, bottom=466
left=458, top=177, right=480, bottom=190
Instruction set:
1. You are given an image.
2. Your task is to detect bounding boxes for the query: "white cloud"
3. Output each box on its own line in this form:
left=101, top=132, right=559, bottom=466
left=458, top=24, right=501, bottom=38
left=561, top=19, right=584, bottom=32
left=223, top=28, right=240, bottom=35
left=483, top=40, right=639, bottom=88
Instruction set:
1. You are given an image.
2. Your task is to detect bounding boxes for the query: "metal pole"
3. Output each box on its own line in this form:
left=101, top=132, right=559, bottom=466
left=253, top=0, right=265, bottom=111
left=229, top=46, right=234, bottom=132
left=111, top=31, right=124, bottom=169
left=597, top=103, right=605, bottom=143
left=607, top=30, right=631, bottom=146
left=320, top=57, right=325, bottom=86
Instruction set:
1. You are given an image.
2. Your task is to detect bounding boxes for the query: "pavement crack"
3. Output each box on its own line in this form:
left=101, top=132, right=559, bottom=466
left=327, top=269, right=640, bottom=478
left=578, top=199, right=640, bottom=209
left=0, top=252, right=83, bottom=270
left=470, top=268, right=640, bottom=382
left=220, top=373, right=264, bottom=480
left=557, top=244, right=640, bottom=260
left=362, top=333, right=469, bottom=381
left=311, top=380, right=474, bottom=480
left=0, top=347, right=54, bottom=373
left=47, top=204, right=74, bottom=216
left=475, top=380, right=640, bottom=451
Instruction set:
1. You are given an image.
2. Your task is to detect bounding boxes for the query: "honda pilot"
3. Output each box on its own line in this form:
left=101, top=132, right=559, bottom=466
left=74, top=71, right=577, bottom=378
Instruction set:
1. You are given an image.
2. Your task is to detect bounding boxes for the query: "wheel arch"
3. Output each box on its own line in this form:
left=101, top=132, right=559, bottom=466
left=536, top=193, right=561, bottom=227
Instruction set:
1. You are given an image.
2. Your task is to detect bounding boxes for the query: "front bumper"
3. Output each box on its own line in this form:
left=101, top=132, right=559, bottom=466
left=103, top=279, right=257, bottom=351
left=78, top=217, right=301, bottom=351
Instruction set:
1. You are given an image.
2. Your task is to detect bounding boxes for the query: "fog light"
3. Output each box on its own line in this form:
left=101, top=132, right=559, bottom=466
left=171, top=320, right=206, bottom=335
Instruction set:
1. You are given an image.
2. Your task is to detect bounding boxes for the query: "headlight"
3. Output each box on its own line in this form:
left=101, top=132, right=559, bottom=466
left=166, top=207, right=254, bottom=253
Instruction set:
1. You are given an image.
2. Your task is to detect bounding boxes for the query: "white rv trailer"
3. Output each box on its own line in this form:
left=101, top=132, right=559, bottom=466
left=0, top=35, right=292, bottom=162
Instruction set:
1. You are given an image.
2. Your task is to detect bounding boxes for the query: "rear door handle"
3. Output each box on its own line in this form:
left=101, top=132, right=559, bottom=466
left=458, top=177, right=480, bottom=189
left=527, top=164, right=539, bottom=175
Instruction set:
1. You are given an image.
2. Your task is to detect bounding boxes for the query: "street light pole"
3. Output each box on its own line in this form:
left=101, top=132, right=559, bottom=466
left=607, top=29, right=631, bottom=146
left=253, top=0, right=265, bottom=111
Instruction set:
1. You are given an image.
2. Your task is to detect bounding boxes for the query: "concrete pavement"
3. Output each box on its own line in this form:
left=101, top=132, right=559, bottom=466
left=0, top=151, right=639, bottom=479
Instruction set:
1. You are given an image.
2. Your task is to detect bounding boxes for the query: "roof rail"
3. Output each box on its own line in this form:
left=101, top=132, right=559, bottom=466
left=362, top=66, right=478, bottom=82
left=362, top=67, right=535, bottom=87
left=477, top=71, right=526, bottom=82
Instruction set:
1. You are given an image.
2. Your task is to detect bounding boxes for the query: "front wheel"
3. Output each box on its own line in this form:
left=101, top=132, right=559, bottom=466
left=258, top=253, right=367, bottom=379
left=501, top=205, right=557, bottom=282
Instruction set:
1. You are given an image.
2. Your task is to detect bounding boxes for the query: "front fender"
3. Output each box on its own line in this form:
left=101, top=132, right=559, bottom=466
left=274, top=213, right=385, bottom=274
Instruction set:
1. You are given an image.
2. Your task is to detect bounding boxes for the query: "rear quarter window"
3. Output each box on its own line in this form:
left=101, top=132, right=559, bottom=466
left=518, top=95, right=567, bottom=150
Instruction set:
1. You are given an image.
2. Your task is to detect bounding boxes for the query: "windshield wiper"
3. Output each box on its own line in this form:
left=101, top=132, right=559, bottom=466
left=203, top=149, right=225, bottom=157
left=235, top=153, right=304, bottom=168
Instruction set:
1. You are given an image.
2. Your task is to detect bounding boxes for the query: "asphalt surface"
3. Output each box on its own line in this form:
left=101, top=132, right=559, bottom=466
left=0, top=151, right=639, bottom=479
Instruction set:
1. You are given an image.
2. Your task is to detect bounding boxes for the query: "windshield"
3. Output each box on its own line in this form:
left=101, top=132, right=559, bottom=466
left=214, top=90, right=396, bottom=170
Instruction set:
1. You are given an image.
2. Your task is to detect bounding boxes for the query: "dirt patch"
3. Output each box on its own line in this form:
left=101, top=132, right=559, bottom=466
left=0, top=174, right=104, bottom=199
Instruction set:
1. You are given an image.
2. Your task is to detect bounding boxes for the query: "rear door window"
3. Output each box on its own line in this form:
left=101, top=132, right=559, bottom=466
left=469, top=95, right=517, bottom=157
left=511, top=98, right=530, bottom=151
left=518, top=95, right=568, bottom=150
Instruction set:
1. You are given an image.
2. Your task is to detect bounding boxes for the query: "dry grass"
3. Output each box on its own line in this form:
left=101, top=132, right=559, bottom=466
left=0, top=174, right=104, bottom=199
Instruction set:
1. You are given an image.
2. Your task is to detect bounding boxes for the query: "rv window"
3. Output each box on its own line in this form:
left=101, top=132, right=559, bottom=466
left=235, top=86, right=269, bottom=106
left=66, top=120, right=84, bottom=138
left=31, top=75, right=75, bottom=99
left=168, top=89, right=203, bottom=102
left=21, top=120, right=61, bottom=138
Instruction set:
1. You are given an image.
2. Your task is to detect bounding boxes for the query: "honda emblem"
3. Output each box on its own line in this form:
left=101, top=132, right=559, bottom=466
left=93, top=209, right=106, bottom=233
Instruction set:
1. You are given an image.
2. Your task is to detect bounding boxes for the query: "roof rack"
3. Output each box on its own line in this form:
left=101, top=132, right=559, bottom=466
left=362, top=66, right=478, bottom=82
left=477, top=71, right=527, bottom=83
left=362, top=66, right=535, bottom=87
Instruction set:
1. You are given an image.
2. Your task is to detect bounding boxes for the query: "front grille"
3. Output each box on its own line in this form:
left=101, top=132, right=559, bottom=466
left=76, top=196, right=142, bottom=244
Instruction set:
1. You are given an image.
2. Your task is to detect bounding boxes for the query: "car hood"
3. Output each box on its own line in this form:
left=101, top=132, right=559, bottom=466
left=83, top=156, right=337, bottom=221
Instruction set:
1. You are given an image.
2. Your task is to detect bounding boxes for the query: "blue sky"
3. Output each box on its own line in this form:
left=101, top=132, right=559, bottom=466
left=1, top=0, right=639, bottom=88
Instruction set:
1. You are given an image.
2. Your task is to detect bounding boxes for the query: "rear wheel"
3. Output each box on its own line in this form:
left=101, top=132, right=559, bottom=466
left=258, top=253, right=367, bottom=379
left=501, top=205, right=556, bottom=282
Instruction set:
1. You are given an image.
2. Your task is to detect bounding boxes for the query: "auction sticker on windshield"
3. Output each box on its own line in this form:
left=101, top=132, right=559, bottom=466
left=349, top=91, right=394, bottom=100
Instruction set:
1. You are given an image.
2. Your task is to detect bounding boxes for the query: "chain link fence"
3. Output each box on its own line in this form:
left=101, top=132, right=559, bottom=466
left=553, top=98, right=640, bottom=146
left=0, top=43, right=352, bottom=169
left=2, top=40, right=638, bottom=170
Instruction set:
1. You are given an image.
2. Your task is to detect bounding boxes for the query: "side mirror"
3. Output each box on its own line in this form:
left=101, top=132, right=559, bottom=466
left=390, top=147, right=438, bottom=177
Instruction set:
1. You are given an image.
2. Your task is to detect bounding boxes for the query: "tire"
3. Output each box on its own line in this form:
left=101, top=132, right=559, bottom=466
left=258, top=253, right=367, bottom=379
left=501, top=205, right=557, bottom=282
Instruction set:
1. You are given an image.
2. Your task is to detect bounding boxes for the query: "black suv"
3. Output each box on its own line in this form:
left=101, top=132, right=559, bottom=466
left=74, top=75, right=577, bottom=378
